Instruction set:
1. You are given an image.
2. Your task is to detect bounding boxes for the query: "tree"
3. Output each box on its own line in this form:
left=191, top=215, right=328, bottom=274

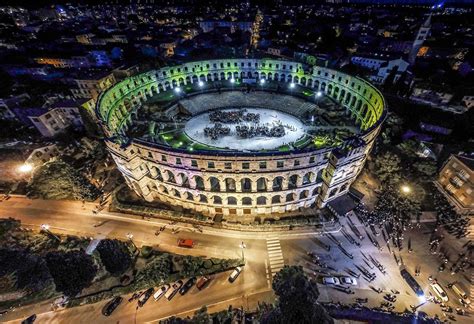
left=136, top=253, right=172, bottom=286
left=27, top=160, right=100, bottom=201
left=96, top=239, right=132, bottom=276
left=262, top=266, right=333, bottom=324
left=412, top=160, right=437, bottom=178
left=373, top=151, right=402, bottom=184
left=0, top=248, right=52, bottom=292
left=45, top=250, right=97, bottom=297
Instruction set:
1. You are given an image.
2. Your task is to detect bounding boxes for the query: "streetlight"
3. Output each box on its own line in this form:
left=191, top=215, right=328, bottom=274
left=289, top=82, right=295, bottom=89
left=174, top=87, right=181, bottom=94
left=401, top=185, right=411, bottom=194
left=127, top=232, right=137, bottom=251
left=260, top=78, right=265, bottom=85
left=230, top=78, right=235, bottom=84
left=198, top=80, right=204, bottom=87
left=316, top=91, right=322, bottom=98
left=40, top=224, right=50, bottom=231
left=239, top=241, right=246, bottom=261
left=18, top=163, right=33, bottom=173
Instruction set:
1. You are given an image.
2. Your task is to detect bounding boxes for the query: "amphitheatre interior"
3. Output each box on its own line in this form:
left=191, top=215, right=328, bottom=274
left=131, top=86, right=360, bottom=153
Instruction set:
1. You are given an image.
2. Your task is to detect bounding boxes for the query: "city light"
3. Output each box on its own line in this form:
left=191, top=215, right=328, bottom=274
left=230, top=78, right=235, bottom=84
left=401, top=185, right=411, bottom=194
left=174, top=87, right=181, bottom=93
left=198, top=80, right=204, bottom=87
left=289, top=82, right=295, bottom=89
left=18, top=163, right=33, bottom=173
left=40, top=224, right=50, bottom=231
left=316, top=91, right=323, bottom=97
left=260, top=79, right=265, bottom=85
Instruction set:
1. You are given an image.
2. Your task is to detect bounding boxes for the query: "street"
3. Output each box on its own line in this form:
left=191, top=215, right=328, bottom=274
left=0, top=196, right=472, bottom=323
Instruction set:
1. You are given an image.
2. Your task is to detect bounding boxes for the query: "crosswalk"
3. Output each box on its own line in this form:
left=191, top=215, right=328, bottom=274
left=266, top=236, right=285, bottom=279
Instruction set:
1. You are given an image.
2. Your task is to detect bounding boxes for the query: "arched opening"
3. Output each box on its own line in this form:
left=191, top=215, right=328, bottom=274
left=286, top=193, right=295, bottom=202
left=199, top=194, right=208, bottom=203
left=257, top=196, right=267, bottom=205
left=257, top=177, right=267, bottom=192
left=178, top=173, right=190, bottom=188
left=288, top=175, right=298, bottom=189
left=241, top=178, right=252, bottom=193
left=302, top=172, right=315, bottom=185
left=299, top=190, right=309, bottom=199
left=209, top=177, right=221, bottom=192
left=272, top=195, right=281, bottom=204
left=225, top=178, right=236, bottom=192
left=213, top=196, right=222, bottom=204
left=173, top=189, right=181, bottom=198
left=194, top=176, right=205, bottom=190
left=166, top=170, right=176, bottom=183
left=186, top=192, right=193, bottom=201
left=272, top=177, right=283, bottom=191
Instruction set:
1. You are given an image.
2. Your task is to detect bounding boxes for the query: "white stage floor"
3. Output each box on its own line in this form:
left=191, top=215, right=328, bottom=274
left=184, top=108, right=306, bottom=151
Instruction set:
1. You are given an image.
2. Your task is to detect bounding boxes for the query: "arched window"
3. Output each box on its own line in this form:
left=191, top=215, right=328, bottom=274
left=213, top=196, right=222, bottom=204
left=257, top=196, right=267, bottom=205
left=199, top=194, right=208, bottom=203
left=272, top=195, right=281, bottom=204
left=227, top=197, right=237, bottom=205
left=288, top=175, right=298, bottom=189
left=242, top=197, right=252, bottom=206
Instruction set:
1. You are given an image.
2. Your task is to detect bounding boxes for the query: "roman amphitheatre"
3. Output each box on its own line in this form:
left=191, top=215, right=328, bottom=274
left=94, top=58, right=386, bottom=222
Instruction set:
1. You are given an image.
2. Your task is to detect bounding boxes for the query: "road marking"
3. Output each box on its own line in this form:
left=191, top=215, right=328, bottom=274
left=266, top=237, right=284, bottom=280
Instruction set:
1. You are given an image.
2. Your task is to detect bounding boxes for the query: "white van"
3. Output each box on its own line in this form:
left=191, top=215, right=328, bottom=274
left=452, top=284, right=470, bottom=304
left=430, top=283, right=449, bottom=302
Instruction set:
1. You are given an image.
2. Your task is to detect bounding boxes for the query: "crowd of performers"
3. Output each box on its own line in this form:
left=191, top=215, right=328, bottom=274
left=203, top=109, right=289, bottom=140
left=209, top=109, right=260, bottom=124
left=235, top=124, right=285, bottom=138
left=203, top=123, right=230, bottom=140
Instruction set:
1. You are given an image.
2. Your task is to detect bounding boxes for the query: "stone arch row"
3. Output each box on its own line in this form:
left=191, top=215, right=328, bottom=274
left=144, top=177, right=322, bottom=208
left=147, top=163, right=323, bottom=193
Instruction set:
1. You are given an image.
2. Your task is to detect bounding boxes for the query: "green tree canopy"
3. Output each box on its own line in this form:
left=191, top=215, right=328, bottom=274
left=45, top=250, right=97, bottom=297
left=96, top=239, right=132, bottom=276
left=27, top=160, right=100, bottom=200
left=262, top=265, right=333, bottom=324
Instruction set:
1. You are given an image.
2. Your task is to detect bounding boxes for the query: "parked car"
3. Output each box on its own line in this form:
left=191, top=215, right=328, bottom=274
left=178, top=239, right=194, bottom=248
left=21, top=314, right=37, bottom=324
left=165, top=280, right=183, bottom=301
left=322, top=277, right=340, bottom=285
left=179, top=277, right=196, bottom=295
left=153, top=284, right=170, bottom=301
left=138, top=288, right=154, bottom=307
left=229, top=267, right=243, bottom=283
left=196, top=276, right=212, bottom=290
left=102, top=297, right=123, bottom=316
left=339, top=277, right=357, bottom=286
left=452, top=284, right=470, bottom=304
left=430, top=282, right=449, bottom=302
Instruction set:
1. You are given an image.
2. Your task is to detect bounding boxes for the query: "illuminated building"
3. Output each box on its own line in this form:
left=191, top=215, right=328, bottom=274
left=93, top=58, right=386, bottom=221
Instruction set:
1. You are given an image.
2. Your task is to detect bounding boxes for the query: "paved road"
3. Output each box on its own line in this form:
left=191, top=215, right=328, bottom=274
left=1, top=197, right=471, bottom=323
left=0, top=197, right=274, bottom=323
